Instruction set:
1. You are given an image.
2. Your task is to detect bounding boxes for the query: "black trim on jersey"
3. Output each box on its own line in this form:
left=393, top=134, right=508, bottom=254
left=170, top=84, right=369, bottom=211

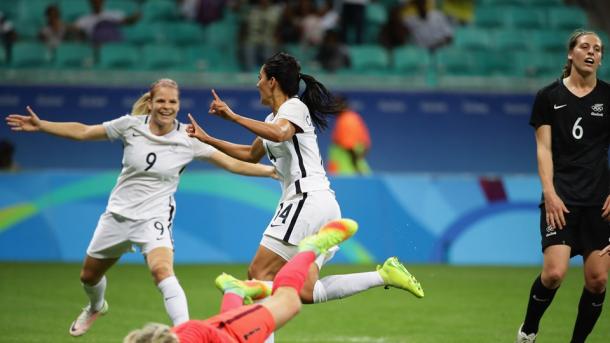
left=145, top=115, right=149, bottom=124
left=168, top=197, right=175, bottom=245
left=179, top=166, right=186, bottom=175
left=283, top=192, right=308, bottom=242
left=175, top=120, right=181, bottom=131
left=216, top=304, right=264, bottom=328
left=292, top=135, right=306, bottom=194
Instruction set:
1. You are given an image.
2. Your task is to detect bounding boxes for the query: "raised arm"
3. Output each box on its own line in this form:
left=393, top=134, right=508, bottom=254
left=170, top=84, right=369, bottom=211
left=536, top=125, right=569, bottom=229
left=207, top=150, right=278, bottom=179
left=209, top=90, right=296, bottom=142
left=6, top=106, right=108, bottom=141
left=186, top=113, right=266, bottom=163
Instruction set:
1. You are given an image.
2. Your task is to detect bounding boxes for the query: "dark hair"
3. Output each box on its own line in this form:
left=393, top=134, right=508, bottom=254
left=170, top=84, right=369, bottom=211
left=562, top=29, right=604, bottom=78
left=263, top=52, right=341, bottom=131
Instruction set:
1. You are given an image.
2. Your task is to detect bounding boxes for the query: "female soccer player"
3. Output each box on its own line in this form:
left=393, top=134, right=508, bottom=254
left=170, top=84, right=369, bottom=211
left=5, top=79, right=277, bottom=337
left=186, top=52, right=423, bottom=313
left=516, top=30, right=610, bottom=343
left=123, top=218, right=358, bottom=343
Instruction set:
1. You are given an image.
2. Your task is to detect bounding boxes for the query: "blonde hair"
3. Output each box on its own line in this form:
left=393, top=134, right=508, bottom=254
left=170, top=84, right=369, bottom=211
left=562, top=29, right=604, bottom=78
left=131, top=78, right=180, bottom=116
left=123, top=323, right=178, bottom=343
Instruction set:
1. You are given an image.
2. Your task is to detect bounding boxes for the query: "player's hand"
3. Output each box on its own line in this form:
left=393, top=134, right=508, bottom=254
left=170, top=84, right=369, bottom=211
left=5, top=106, right=42, bottom=132
left=186, top=113, right=211, bottom=142
left=544, top=191, right=569, bottom=229
left=598, top=244, right=610, bottom=256
left=268, top=166, right=280, bottom=180
left=601, top=195, right=610, bottom=221
left=209, top=89, right=237, bottom=121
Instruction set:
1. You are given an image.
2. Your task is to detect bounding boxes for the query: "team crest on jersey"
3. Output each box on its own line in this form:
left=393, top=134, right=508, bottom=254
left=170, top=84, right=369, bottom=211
left=591, top=103, right=604, bottom=117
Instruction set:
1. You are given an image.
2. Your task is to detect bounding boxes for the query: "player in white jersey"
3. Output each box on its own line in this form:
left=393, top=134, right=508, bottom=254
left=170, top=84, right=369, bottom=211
left=5, top=79, right=277, bottom=337
left=187, top=53, right=424, bottom=329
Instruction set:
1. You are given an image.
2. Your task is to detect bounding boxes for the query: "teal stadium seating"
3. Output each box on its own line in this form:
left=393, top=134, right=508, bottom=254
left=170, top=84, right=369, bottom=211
left=493, top=29, right=528, bottom=51
left=122, top=23, right=165, bottom=45
left=503, top=7, right=546, bottom=30
left=60, top=0, right=90, bottom=22
left=548, top=7, right=588, bottom=31
left=348, top=45, right=390, bottom=74
left=364, top=3, right=387, bottom=44
left=532, top=30, right=568, bottom=52
left=436, top=47, right=476, bottom=76
left=11, top=42, right=51, bottom=68
left=473, top=7, right=503, bottom=29
left=99, top=43, right=139, bottom=69
left=392, top=46, right=430, bottom=76
left=54, top=42, right=94, bottom=69
left=163, top=22, right=205, bottom=46
left=141, top=0, right=178, bottom=22
left=454, top=27, right=492, bottom=51
left=105, top=0, right=139, bottom=16
left=141, top=44, right=183, bottom=70
left=185, top=45, right=240, bottom=73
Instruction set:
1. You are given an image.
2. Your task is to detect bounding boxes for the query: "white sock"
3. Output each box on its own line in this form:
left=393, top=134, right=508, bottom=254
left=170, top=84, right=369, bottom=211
left=157, top=276, right=189, bottom=325
left=83, top=276, right=107, bottom=311
left=313, top=272, right=384, bottom=303
left=254, top=281, right=274, bottom=343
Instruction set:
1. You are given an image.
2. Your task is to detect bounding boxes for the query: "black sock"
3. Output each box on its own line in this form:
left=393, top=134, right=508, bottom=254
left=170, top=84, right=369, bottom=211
left=570, top=288, right=605, bottom=343
left=522, top=275, right=559, bottom=335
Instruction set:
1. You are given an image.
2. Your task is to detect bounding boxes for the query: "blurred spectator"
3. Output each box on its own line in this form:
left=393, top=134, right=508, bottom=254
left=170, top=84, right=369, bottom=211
left=0, top=139, right=17, bottom=171
left=402, top=0, right=453, bottom=51
left=177, top=0, right=200, bottom=21
left=327, top=97, right=371, bottom=175
left=0, top=11, right=16, bottom=62
left=275, top=2, right=301, bottom=46
left=196, top=0, right=227, bottom=25
left=39, top=5, right=83, bottom=51
left=319, top=0, right=339, bottom=33
left=316, top=29, right=350, bottom=72
left=339, top=0, right=368, bottom=44
left=74, top=0, right=140, bottom=44
left=569, top=0, right=610, bottom=39
left=378, top=5, right=409, bottom=50
left=241, top=0, right=281, bottom=71
left=442, top=0, right=474, bottom=26
left=300, top=0, right=324, bottom=46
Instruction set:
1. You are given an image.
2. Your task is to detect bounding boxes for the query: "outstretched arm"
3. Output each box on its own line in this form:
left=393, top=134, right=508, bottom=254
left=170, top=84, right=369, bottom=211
left=536, top=125, right=569, bottom=229
left=186, top=113, right=266, bottom=163
left=206, top=150, right=278, bottom=179
left=6, top=106, right=108, bottom=141
left=209, top=90, right=296, bottom=142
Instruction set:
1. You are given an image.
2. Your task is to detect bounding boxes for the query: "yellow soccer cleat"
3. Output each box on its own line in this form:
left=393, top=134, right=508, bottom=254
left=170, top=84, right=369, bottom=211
left=298, top=218, right=358, bottom=255
left=214, top=273, right=271, bottom=303
left=377, top=257, right=424, bottom=298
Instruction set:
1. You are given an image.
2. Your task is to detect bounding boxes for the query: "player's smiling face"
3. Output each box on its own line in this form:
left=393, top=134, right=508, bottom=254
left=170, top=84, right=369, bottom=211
left=569, top=34, right=603, bottom=75
left=148, top=86, right=180, bottom=128
left=256, top=66, right=273, bottom=106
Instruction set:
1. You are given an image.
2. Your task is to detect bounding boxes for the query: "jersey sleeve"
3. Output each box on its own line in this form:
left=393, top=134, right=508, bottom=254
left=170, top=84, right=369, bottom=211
left=191, top=139, right=218, bottom=161
left=103, top=115, right=135, bottom=141
left=529, top=89, right=551, bottom=128
left=276, top=100, right=311, bottom=132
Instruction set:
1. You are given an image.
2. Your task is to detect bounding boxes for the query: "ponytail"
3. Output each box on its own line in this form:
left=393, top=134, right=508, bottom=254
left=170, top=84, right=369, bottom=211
left=131, top=92, right=151, bottom=115
left=299, top=73, right=342, bottom=131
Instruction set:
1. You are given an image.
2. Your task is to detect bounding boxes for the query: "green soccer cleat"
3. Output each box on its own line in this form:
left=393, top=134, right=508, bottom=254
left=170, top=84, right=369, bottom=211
left=298, top=218, right=358, bottom=255
left=214, top=273, right=271, bottom=302
left=377, top=257, right=424, bottom=298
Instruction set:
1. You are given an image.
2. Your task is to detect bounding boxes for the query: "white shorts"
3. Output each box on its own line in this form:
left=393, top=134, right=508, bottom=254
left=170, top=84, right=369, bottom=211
left=260, top=234, right=339, bottom=270
left=86, top=211, right=174, bottom=259
left=263, top=189, right=341, bottom=245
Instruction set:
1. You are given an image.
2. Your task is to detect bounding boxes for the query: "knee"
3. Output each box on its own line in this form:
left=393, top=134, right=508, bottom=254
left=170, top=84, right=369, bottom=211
left=585, top=273, right=608, bottom=293
left=150, top=264, right=173, bottom=284
left=247, top=264, right=275, bottom=281
left=80, top=268, right=101, bottom=285
left=541, top=268, right=566, bottom=288
left=299, top=287, right=314, bottom=304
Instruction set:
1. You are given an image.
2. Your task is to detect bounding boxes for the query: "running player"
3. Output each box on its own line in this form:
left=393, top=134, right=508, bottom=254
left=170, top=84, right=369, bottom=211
left=516, top=30, right=610, bottom=343
left=5, top=78, right=277, bottom=337
left=186, top=52, right=423, bottom=315
left=123, top=218, right=362, bottom=343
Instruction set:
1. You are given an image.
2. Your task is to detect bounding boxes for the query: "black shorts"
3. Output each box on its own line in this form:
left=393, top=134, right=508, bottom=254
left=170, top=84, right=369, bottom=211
left=540, top=205, right=610, bottom=257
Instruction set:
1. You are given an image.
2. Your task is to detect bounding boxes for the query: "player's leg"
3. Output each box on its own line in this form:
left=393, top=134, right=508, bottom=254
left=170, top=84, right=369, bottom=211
left=146, top=247, right=189, bottom=325
left=248, top=245, right=289, bottom=281
left=215, top=273, right=271, bottom=313
left=570, top=210, right=609, bottom=342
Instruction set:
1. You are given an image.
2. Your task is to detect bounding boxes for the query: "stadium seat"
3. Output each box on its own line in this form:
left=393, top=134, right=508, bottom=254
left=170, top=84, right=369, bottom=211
left=12, top=19, right=42, bottom=41
left=185, top=45, right=240, bottom=73
left=473, top=51, right=519, bottom=76
left=141, top=0, right=177, bottom=22
left=477, top=0, right=523, bottom=5
left=504, top=7, right=546, bottom=30
left=105, top=0, right=139, bottom=16
left=493, top=29, right=528, bottom=51
left=162, top=22, right=205, bottom=46
left=548, top=7, right=588, bottom=31
left=473, top=7, right=504, bottom=29
left=141, top=44, right=183, bottom=70
left=54, top=42, right=94, bottom=69
left=122, top=23, right=165, bottom=45
left=391, top=46, right=430, bottom=76
left=532, top=30, right=567, bottom=52
left=348, top=45, right=390, bottom=73
left=436, top=47, right=476, bottom=76
left=60, top=0, right=90, bottom=22
left=10, top=42, right=51, bottom=68
left=15, top=0, right=53, bottom=24
left=282, top=44, right=316, bottom=67
left=98, top=43, right=140, bottom=69
left=365, top=3, right=387, bottom=26
left=0, top=1, right=18, bottom=21
left=515, top=51, right=565, bottom=78
left=454, top=27, right=492, bottom=51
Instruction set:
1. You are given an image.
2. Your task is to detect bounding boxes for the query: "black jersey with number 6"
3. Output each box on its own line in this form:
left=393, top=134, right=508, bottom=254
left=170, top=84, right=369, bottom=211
left=529, top=79, right=610, bottom=206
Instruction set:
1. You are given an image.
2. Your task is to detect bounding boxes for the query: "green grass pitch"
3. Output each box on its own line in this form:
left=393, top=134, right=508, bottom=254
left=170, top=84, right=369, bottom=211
left=1, top=263, right=609, bottom=342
